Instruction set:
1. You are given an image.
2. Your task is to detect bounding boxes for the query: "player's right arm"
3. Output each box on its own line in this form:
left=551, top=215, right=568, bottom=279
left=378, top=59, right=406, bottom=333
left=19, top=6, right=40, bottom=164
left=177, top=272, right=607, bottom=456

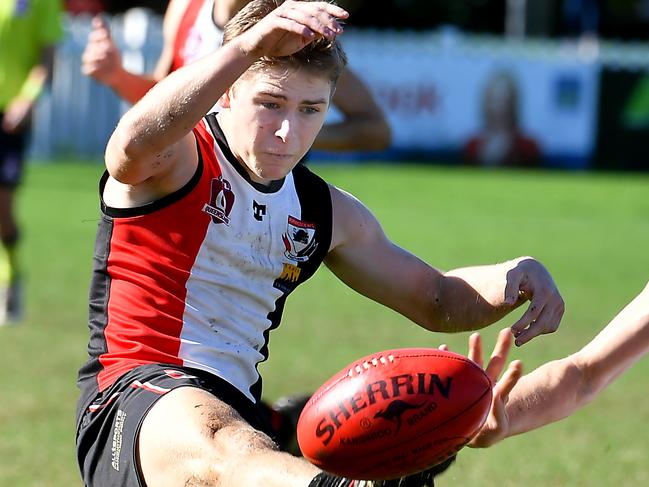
left=81, top=1, right=186, bottom=104
left=104, top=2, right=348, bottom=194
left=470, top=282, right=649, bottom=447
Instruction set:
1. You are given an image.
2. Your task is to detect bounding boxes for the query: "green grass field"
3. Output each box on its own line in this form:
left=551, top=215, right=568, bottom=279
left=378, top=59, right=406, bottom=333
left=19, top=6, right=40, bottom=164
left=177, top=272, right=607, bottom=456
left=1, top=161, right=648, bottom=486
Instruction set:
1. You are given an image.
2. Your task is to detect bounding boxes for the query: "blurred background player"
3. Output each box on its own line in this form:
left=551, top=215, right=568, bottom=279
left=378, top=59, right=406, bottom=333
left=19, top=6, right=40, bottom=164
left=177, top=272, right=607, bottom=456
left=0, top=0, right=64, bottom=325
left=81, top=0, right=392, bottom=152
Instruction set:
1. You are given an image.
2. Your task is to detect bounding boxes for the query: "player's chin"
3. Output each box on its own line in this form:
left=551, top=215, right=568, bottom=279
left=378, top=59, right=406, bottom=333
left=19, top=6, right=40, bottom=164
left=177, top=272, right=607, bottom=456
left=258, top=154, right=299, bottom=178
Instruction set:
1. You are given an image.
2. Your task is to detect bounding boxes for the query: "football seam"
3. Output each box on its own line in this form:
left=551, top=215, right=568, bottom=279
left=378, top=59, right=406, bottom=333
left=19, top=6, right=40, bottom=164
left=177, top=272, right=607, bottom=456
left=304, top=351, right=490, bottom=412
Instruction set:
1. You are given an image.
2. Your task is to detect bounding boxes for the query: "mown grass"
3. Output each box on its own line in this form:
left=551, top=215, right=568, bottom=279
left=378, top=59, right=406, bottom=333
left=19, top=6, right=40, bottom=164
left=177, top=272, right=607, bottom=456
left=1, top=161, right=647, bottom=486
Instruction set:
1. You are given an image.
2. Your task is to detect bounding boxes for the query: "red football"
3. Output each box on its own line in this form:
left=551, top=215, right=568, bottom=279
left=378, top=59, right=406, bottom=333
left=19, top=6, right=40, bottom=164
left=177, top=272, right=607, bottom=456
left=297, top=348, right=492, bottom=480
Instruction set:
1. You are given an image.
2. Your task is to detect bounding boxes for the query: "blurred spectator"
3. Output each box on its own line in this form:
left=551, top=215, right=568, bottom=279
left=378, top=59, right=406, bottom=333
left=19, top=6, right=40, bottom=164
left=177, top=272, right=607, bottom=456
left=0, top=0, right=64, bottom=325
left=463, top=70, right=541, bottom=168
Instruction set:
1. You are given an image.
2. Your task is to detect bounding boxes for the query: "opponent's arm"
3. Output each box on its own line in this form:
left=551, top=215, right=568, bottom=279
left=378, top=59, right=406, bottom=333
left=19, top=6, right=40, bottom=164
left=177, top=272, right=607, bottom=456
left=82, top=1, right=185, bottom=104
left=313, top=67, right=391, bottom=151
left=325, top=186, right=564, bottom=342
left=471, top=282, right=649, bottom=447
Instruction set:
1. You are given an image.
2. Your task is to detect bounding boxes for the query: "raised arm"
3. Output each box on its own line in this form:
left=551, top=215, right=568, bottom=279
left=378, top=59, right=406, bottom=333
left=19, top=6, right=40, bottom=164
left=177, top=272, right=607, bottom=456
left=471, top=282, right=649, bottom=447
left=325, top=186, right=564, bottom=342
left=313, top=67, right=392, bottom=151
left=105, top=1, right=348, bottom=189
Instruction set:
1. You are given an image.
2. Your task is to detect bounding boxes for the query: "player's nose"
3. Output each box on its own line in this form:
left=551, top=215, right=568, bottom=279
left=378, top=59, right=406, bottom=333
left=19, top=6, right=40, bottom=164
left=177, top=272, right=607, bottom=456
left=274, top=118, right=290, bottom=143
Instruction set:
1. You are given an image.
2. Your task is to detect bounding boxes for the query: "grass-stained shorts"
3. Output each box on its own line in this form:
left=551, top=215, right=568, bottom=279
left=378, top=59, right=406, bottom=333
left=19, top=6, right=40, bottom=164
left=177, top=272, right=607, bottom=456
left=76, top=364, right=271, bottom=487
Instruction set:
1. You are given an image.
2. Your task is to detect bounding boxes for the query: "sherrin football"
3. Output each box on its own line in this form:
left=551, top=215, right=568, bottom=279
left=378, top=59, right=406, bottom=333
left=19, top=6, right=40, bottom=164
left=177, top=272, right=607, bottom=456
left=296, top=348, right=493, bottom=480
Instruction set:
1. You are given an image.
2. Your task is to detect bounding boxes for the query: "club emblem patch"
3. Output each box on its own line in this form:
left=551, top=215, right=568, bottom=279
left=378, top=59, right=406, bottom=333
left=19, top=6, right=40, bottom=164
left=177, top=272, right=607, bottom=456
left=203, top=177, right=235, bottom=225
left=282, top=216, right=318, bottom=262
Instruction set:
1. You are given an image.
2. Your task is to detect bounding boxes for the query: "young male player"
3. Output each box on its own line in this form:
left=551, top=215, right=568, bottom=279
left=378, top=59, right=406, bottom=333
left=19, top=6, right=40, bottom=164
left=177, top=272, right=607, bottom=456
left=81, top=0, right=392, bottom=152
left=76, top=1, right=565, bottom=485
left=0, top=0, right=64, bottom=324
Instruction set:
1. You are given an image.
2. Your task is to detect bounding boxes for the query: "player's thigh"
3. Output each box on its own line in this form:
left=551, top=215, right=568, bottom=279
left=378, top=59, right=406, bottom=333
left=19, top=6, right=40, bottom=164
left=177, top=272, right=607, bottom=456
left=137, top=386, right=285, bottom=486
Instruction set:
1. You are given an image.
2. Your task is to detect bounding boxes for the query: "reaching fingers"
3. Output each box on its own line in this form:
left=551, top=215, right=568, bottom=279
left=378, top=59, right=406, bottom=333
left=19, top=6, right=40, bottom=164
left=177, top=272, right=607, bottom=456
left=467, top=332, right=482, bottom=367
left=493, top=359, right=522, bottom=399
left=484, top=328, right=513, bottom=382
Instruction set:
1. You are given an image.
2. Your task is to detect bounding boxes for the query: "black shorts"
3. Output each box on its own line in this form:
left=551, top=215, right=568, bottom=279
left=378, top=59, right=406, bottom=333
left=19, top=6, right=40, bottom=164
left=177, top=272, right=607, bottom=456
left=0, top=114, right=26, bottom=187
left=76, top=364, right=273, bottom=487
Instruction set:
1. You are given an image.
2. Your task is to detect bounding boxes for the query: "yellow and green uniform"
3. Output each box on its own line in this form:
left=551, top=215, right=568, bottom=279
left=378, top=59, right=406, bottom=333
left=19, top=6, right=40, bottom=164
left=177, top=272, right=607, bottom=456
left=0, top=0, right=64, bottom=110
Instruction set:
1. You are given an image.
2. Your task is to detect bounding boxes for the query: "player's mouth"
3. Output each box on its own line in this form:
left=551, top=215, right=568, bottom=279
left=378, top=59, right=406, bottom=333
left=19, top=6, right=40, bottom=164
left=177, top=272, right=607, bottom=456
left=263, top=152, right=294, bottom=160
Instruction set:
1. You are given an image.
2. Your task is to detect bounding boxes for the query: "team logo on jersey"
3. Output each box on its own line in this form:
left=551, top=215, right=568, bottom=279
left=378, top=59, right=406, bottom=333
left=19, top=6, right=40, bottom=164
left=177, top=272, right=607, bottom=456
left=253, top=200, right=267, bottom=221
left=282, top=216, right=318, bottom=262
left=203, top=177, right=235, bottom=225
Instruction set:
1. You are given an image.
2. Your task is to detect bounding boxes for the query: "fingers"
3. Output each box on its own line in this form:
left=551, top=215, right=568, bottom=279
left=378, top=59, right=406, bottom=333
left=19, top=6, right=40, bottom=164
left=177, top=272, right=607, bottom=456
left=276, top=1, right=347, bottom=40
left=484, top=328, right=513, bottom=382
left=510, top=295, right=564, bottom=346
left=91, top=15, right=111, bottom=35
left=467, top=332, right=482, bottom=367
left=494, top=359, right=522, bottom=397
left=506, top=259, right=565, bottom=346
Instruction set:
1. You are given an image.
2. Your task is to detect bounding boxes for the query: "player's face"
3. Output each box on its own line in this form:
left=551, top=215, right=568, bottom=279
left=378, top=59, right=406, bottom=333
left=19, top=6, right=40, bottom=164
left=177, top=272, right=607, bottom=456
left=220, top=67, right=332, bottom=184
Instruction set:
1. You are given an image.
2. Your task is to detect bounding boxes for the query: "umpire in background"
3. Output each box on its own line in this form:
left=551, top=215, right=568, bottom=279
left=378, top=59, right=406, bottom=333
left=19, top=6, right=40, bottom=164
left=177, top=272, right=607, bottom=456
left=0, top=0, right=64, bottom=325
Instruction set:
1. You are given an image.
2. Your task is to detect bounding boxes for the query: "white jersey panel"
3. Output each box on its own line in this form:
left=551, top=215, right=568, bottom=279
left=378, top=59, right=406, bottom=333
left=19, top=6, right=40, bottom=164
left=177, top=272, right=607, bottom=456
left=178, top=146, right=302, bottom=401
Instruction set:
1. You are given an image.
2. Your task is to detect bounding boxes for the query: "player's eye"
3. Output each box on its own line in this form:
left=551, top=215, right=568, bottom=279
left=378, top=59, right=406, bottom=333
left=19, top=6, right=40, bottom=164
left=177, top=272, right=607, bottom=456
left=261, top=102, right=280, bottom=109
left=301, top=106, right=320, bottom=114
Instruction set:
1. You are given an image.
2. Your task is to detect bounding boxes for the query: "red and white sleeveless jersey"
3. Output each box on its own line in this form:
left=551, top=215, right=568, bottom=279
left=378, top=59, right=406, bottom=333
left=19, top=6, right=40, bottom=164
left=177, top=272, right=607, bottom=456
left=171, top=0, right=223, bottom=72
left=77, top=114, right=332, bottom=408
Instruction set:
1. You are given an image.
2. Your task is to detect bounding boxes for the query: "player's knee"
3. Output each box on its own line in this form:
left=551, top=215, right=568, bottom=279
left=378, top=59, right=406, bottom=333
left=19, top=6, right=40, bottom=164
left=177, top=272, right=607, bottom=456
left=189, top=424, right=279, bottom=486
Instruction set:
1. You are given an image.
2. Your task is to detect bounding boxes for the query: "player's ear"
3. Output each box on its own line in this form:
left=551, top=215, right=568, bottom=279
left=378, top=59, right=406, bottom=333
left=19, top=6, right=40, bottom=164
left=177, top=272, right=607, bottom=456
left=219, top=86, right=234, bottom=108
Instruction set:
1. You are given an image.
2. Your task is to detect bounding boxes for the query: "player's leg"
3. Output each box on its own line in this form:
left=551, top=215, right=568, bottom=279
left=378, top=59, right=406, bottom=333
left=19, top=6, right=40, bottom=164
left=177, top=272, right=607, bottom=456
left=0, top=124, right=24, bottom=325
left=77, top=365, right=329, bottom=486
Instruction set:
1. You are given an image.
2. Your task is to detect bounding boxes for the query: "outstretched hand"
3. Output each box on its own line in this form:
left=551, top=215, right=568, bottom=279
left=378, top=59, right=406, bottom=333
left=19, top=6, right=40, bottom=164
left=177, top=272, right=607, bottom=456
left=439, top=328, right=523, bottom=448
left=505, top=257, right=565, bottom=346
left=237, top=1, right=348, bottom=59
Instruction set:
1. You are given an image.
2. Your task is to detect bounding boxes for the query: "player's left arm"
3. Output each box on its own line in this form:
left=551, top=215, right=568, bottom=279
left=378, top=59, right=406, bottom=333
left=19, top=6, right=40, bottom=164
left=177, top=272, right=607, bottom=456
left=325, top=185, right=564, bottom=342
left=471, top=282, right=649, bottom=447
left=313, top=67, right=391, bottom=152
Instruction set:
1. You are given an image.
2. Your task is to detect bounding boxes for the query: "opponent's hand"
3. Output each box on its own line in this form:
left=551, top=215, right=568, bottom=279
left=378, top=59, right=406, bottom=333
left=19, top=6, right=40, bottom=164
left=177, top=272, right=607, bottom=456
left=82, top=16, right=123, bottom=85
left=439, top=329, right=523, bottom=448
left=505, top=257, right=565, bottom=346
left=237, top=1, right=348, bottom=59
